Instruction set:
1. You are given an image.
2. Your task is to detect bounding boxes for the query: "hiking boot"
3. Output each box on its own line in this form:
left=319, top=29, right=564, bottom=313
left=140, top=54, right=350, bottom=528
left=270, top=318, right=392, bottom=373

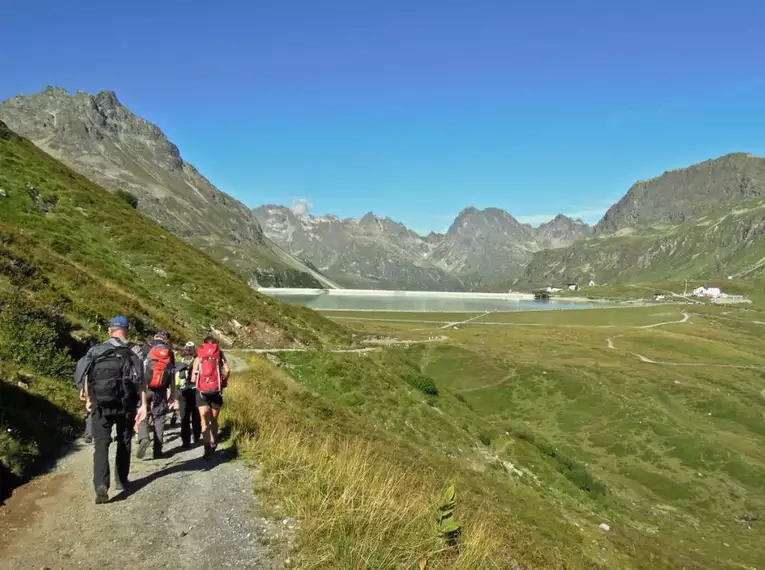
left=203, top=444, right=213, bottom=460
left=84, top=435, right=93, bottom=444
left=152, top=449, right=165, bottom=460
left=115, top=478, right=129, bottom=493
left=136, top=439, right=150, bottom=459
left=95, top=486, right=109, bottom=504
left=181, top=441, right=192, bottom=450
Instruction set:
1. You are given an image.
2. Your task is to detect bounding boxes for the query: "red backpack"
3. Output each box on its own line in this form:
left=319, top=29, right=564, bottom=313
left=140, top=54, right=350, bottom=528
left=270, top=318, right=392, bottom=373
left=197, top=343, right=223, bottom=395
left=147, top=345, right=172, bottom=390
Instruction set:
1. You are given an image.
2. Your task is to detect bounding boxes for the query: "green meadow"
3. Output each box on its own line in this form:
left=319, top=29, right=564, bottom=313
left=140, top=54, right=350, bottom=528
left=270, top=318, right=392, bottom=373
left=234, top=301, right=765, bottom=568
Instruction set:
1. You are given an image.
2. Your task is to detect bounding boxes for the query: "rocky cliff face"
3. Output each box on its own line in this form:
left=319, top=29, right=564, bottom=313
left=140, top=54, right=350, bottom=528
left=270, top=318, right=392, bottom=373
left=255, top=205, right=590, bottom=290
left=536, top=214, right=593, bottom=249
left=596, top=153, right=765, bottom=233
left=0, top=87, right=329, bottom=288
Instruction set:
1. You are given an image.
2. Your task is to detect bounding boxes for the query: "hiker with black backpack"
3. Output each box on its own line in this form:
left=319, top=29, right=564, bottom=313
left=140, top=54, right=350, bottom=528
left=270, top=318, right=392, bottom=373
left=81, top=316, right=147, bottom=504
left=137, top=330, right=175, bottom=460
left=175, top=341, right=201, bottom=449
left=192, top=336, right=231, bottom=459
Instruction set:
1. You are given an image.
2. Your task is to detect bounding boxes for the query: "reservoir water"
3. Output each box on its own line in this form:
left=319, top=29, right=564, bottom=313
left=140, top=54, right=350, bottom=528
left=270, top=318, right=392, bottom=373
left=260, top=290, right=607, bottom=313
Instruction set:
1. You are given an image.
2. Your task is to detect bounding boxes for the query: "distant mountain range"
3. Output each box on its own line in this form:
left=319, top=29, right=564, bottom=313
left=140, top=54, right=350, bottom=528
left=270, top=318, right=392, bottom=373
left=253, top=205, right=591, bottom=289
left=3, top=86, right=764, bottom=291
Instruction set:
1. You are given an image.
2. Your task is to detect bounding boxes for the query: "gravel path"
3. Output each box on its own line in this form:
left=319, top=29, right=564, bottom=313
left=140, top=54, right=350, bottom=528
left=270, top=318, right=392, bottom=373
left=0, top=423, right=291, bottom=569
left=606, top=312, right=765, bottom=370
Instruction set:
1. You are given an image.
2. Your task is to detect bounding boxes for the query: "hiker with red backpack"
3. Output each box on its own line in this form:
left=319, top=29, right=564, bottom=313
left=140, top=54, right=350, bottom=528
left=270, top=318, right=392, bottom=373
left=137, top=330, right=175, bottom=460
left=192, top=336, right=231, bottom=459
left=81, top=316, right=147, bottom=504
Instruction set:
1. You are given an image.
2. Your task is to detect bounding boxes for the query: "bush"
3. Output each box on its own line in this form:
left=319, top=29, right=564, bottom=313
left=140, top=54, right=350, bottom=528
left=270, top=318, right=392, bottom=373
left=477, top=431, right=493, bottom=446
left=404, top=374, right=439, bottom=396
left=0, top=290, right=73, bottom=378
left=115, top=189, right=138, bottom=209
left=509, top=426, right=536, bottom=444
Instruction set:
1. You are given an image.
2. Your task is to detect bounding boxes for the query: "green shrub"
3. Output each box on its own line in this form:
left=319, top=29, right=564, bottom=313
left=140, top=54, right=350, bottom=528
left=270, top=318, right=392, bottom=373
left=115, top=189, right=138, bottom=209
left=477, top=430, right=493, bottom=446
left=404, top=374, right=439, bottom=396
left=0, top=290, right=73, bottom=378
left=510, top=426, right=536, bottom=444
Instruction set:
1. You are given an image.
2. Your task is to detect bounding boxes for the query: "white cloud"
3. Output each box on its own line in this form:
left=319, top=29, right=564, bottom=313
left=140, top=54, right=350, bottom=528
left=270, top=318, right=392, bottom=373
left=289, top=198, right=312, bottom=217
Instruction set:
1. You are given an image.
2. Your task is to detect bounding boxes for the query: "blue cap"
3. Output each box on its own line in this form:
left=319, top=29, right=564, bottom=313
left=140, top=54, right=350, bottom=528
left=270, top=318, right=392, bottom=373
left=109, top=315, right=129, bottom=329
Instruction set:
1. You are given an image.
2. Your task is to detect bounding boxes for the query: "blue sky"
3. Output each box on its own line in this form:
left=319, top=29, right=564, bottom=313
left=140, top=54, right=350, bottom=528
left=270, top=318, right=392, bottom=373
left=2, top=0, right=765, bottom=233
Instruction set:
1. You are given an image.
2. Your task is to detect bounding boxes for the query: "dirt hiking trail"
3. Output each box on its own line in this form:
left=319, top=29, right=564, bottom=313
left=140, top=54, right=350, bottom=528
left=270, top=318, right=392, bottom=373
left=0, top=421, right=291, bottom=569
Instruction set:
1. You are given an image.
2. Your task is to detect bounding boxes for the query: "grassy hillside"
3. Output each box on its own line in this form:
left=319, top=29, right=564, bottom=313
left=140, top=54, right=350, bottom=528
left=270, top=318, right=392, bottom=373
left=0, top=120, right=348, bottom=498
left=226, top=355, right=600, bottom=569
left=245, top=303, right=765, bottom=568
left=520, top=196, right=765, bottom=289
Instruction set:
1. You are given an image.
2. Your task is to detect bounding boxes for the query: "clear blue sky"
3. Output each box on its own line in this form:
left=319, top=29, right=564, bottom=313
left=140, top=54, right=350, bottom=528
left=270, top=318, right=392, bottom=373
left=2, top=0, right=765, bottom=233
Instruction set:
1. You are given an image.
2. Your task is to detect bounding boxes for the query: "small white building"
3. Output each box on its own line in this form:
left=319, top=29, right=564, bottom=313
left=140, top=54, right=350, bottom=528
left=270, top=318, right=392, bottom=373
left=692, top=286, right=722, bottom=298
left=567, top=283, right=580, bottom=292
left=545, top=286, right=562, bottom=293
left=588, top=280, right=596, bottom=287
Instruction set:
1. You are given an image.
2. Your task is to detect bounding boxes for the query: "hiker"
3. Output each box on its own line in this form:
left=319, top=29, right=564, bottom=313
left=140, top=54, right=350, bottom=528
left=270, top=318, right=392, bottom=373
left=175, top=341, right=201, bottom=448
left=137, top=330, right=175, bottom=459
left=81, top=316, right=147, bottom=504
left=192, top=336, right=231, bottom=458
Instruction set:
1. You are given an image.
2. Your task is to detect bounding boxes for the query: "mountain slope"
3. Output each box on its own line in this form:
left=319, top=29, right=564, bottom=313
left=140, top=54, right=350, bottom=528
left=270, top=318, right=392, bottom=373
left=596, top=153, right=765, bottom=233
left=0, top=119, right=348, bottom=494
left=254, top=205, right=465, bottom=290
left=0, top=87, right=332, bottom=288
left=522, top=153, right=765, bottom=287
left=255, top=205, right=591, bottom=290
left=522, top=196, right=765, bottom=287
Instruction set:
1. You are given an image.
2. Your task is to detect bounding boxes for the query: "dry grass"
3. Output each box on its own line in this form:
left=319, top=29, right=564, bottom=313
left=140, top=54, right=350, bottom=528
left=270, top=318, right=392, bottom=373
left=223, top=358, right=572, bottom=570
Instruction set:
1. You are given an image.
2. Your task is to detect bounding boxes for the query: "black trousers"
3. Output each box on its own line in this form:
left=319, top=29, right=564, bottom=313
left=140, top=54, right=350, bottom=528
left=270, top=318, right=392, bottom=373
left=92, top=406, right=134, bottom=491
left=178, top=389, right=201, bottom=446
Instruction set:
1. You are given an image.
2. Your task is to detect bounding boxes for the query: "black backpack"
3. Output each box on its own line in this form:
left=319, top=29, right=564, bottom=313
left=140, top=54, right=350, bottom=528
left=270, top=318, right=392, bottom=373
left=175, top=361, right=194, bottom=391
left=88, top=344, right=138, bottom=408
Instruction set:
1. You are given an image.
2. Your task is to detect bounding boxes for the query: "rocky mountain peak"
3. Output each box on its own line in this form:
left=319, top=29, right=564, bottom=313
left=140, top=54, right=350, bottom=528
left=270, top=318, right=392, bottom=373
left=92, top=89, right=120, bottom=108
left=448, top=206, right=527, bottom=236
left=359, top=211, right=380, bottom=225
left=536, top=214, right=592, bottom=249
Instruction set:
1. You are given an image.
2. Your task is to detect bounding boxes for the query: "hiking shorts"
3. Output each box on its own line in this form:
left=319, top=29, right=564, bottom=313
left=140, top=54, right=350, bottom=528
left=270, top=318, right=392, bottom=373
left=196, top=391, right=223, bottom=410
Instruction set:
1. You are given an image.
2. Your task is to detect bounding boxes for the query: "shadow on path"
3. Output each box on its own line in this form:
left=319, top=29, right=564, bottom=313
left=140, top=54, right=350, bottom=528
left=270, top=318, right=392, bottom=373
left=110, top=436, right=239, bottom=503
